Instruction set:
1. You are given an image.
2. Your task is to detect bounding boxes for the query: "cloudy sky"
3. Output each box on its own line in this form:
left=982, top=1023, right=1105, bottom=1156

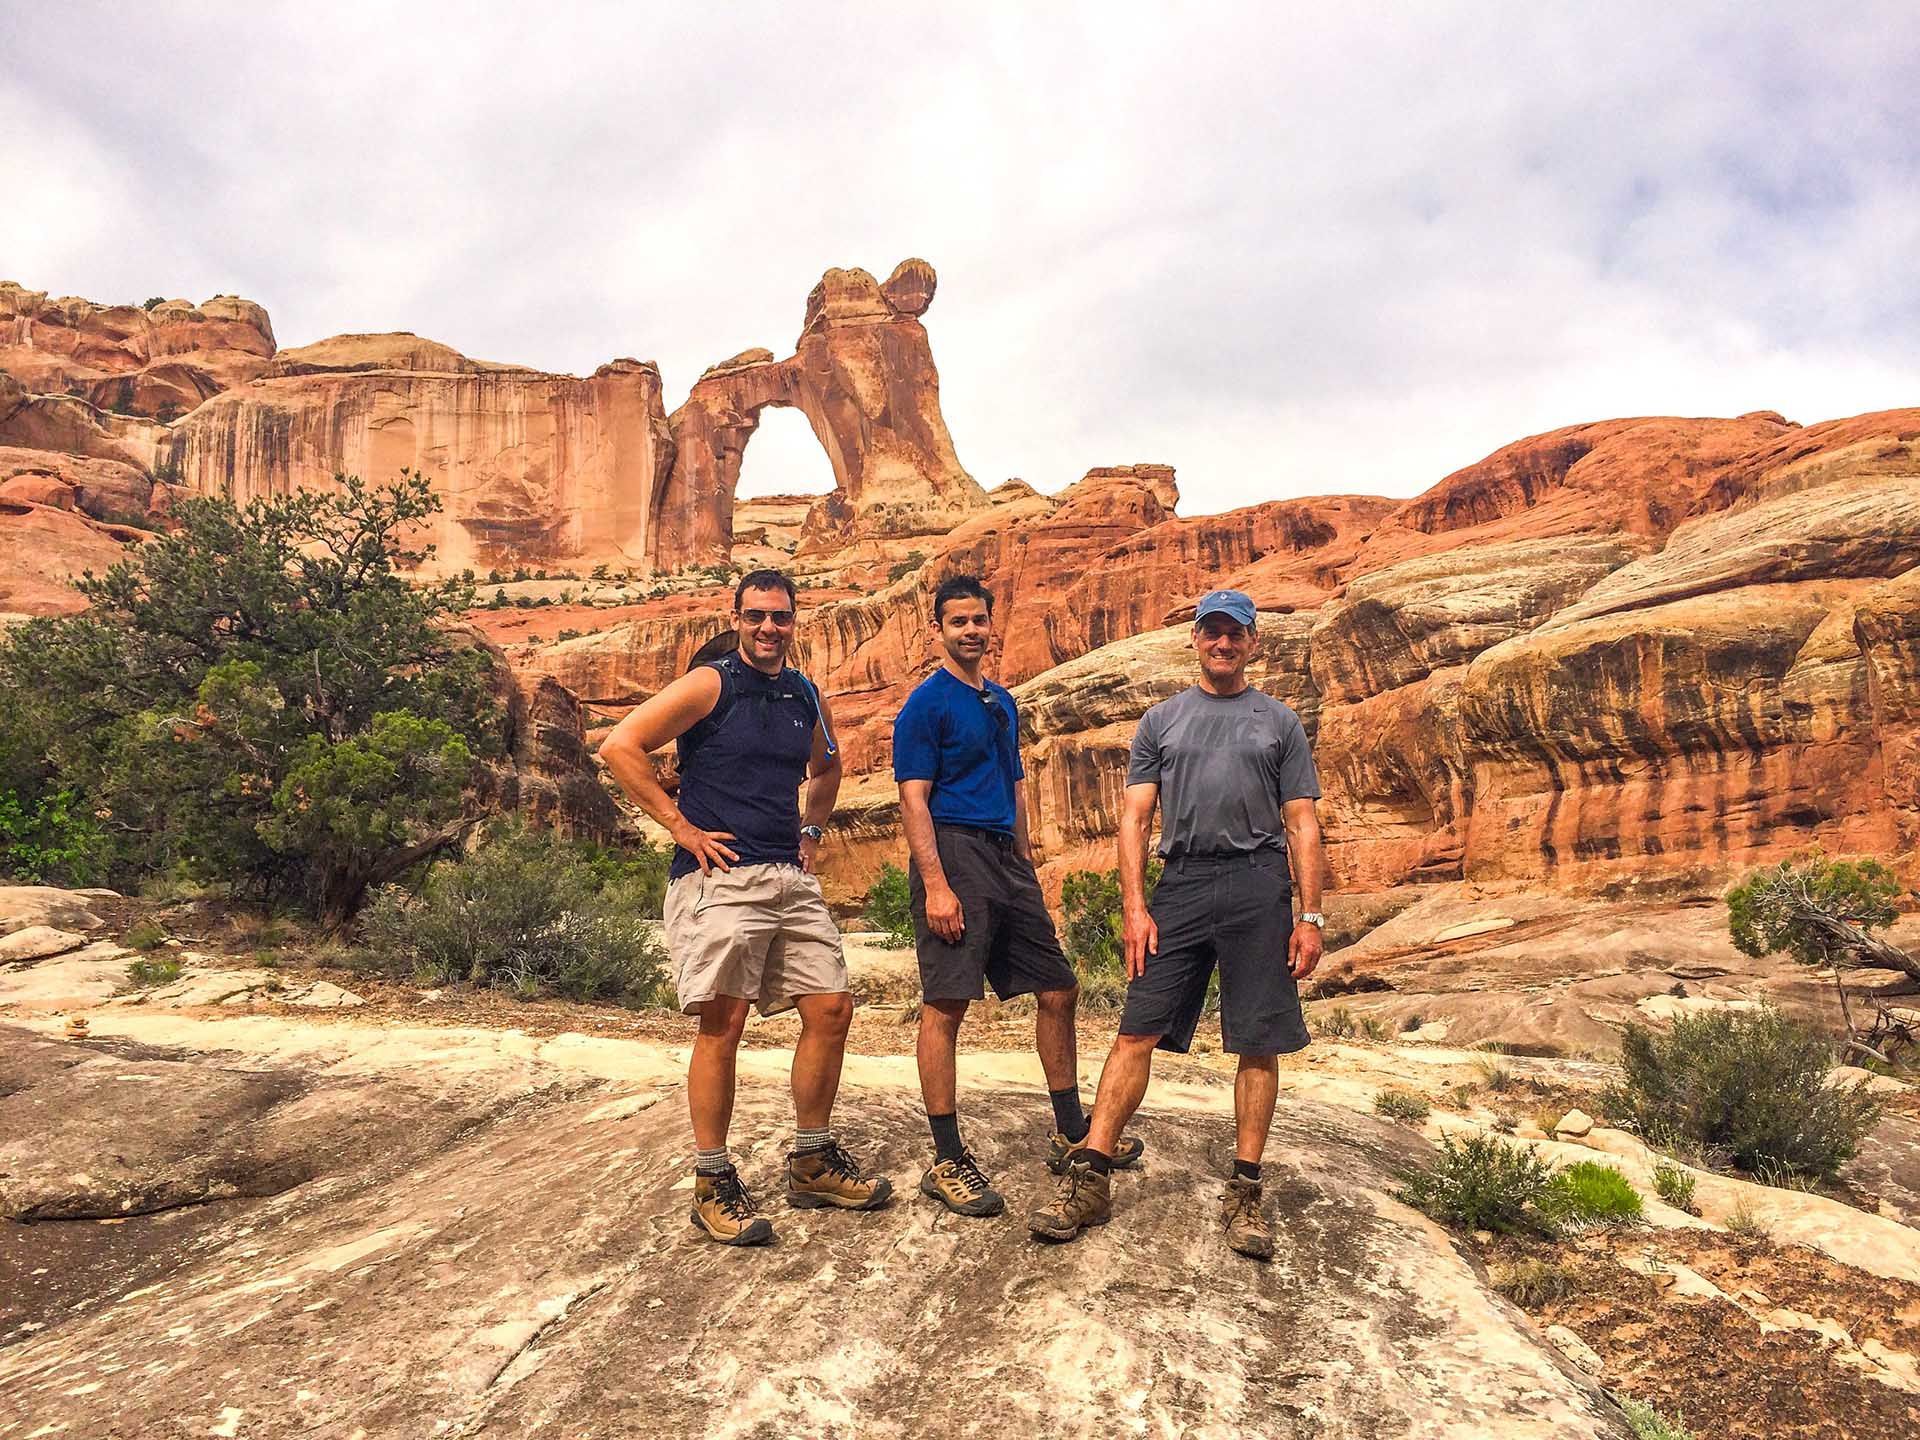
left=4, top=4, right=1916, bottom=514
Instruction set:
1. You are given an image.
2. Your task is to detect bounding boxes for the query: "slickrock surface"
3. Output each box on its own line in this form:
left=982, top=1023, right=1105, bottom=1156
left=0, top=1016, right=1629, bottom=1439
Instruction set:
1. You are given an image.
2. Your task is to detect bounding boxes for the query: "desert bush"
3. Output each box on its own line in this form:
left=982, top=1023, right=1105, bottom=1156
left=1374, top=1088, right=1430, bottom=1123
left=862, top=863, right=916, bottom=949
left=1398, top=1133, right=1560, bottom=1234
left=124, top=919, right=169, bottom=951
left=1471, top=1055, right=1516, bottom=1092
left=1538, top=1161, right=1643, bottom=1232
left=1490, top=1257, right=1573, bottom=1306
left=1616, top=1398, right=1695, bottom=1440
left=1317, top=1005, right=1358, bottom=1039
left=1606, top=1006, right=1882, bottom=1181
left=1651, top=1159, right=1697, bottom=1213
left=0, top=473, right=497, bottom=922
left=126, top=955, right=181, bottom=988
left=1723, top=1198, right=1770, bottom=1240
left=359, top=822, right=669, bottom=1006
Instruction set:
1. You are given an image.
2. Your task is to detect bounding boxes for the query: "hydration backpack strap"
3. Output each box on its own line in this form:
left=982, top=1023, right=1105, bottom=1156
left=792, top=668, right=839, bottom=760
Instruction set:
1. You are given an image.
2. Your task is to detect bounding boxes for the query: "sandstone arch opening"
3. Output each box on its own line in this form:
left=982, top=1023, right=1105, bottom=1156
left=647, top=259, right=992, bottom=573
left=729, top=406, right=834, bottom=568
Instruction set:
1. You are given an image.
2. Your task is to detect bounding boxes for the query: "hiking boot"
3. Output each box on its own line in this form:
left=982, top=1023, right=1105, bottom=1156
left=690, top=1167, right=774, bottom=1246
left=1221, top=1175, right=1273, bottom=1260
left=1044, top=1129, right=1146, bottom=1175
left=788, top=1139, right=894, bottom=1211
left=919, top=1148, right=1005, bottom=1217
left=1026, top=1158, right=1111, bottom=1242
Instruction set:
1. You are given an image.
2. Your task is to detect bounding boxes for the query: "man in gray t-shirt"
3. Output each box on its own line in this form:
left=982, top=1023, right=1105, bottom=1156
left=1028, top=588, right=1328, bottom=1260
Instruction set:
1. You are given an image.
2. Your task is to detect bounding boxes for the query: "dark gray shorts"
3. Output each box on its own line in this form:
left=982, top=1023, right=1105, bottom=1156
left=910, top=825, right=1076, bottom=1003
left=1119, top=850, right=1309, bottom=1057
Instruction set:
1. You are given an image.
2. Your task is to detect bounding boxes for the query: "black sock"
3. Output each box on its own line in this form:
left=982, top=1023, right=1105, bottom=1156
left=929, top=1112, right=965, bottom=1163
left=1233, top=1158, right=1261, bottom=1183
left=1049, top=1086, right=1089, bottom=1142
left=1082, top=1148, right=1113, bottom=1176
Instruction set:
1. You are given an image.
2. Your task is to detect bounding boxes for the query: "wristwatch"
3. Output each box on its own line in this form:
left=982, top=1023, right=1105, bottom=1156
left=800, top=825, right=825, bottom=842
left=1297, top=911, right=1325, bottom=928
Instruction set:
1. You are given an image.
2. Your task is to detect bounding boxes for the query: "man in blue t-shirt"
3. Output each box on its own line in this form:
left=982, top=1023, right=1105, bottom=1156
left=893, top=575, right=1142, bottom=1219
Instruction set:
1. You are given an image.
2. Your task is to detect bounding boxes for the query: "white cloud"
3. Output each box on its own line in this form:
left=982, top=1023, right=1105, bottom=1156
left=1, top=2, right=1914, bottom=516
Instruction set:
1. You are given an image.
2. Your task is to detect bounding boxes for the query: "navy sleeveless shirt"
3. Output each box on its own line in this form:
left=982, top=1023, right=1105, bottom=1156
left=670, top=653, right=819, bottom=881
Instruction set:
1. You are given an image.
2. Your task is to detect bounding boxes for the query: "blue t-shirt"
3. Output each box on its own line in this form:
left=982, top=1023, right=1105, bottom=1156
left=892, top=668, right=1025, bottom=834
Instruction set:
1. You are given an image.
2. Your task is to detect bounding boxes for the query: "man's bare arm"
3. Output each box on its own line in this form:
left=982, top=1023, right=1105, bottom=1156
left=598, top=668, right=737, bottom=873
left=1119, top=781, right=1160, bottom=978
left=1282, top=796, right=1325, bottom=978
left=1281, top=797, right=1324, bottom=912
left=1013, top=779, right=1035, bottom=863
left=899, top=779, right=962, bottom=942
left=799, top=692, right=843, bottom=874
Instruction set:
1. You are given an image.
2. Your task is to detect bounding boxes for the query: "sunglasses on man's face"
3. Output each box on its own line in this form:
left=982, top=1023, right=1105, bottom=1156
left=738, top=608, right=795, bottom=627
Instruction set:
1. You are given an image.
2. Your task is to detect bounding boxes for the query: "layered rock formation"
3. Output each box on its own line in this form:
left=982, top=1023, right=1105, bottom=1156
left=654, top=259, right=990, bottom=569
left=163, top=345, right=674, bottom=574
left=0, top=282, right=275, bottom=421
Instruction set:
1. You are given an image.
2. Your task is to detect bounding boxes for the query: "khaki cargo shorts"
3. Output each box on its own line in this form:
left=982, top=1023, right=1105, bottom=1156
left=663, top=862, right=848, bottom=1016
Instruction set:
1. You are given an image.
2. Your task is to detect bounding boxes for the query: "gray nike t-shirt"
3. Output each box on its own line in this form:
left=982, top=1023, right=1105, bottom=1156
left=1126, top=685, right=1321, bottom=858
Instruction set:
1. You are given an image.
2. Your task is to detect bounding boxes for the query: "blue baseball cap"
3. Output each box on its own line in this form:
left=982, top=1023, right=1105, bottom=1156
left=1194, top=589, right=1257, bottom=627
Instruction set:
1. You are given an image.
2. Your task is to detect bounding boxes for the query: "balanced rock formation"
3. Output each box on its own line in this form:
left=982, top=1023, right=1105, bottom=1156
left=655, top=259, right=990, bottom=570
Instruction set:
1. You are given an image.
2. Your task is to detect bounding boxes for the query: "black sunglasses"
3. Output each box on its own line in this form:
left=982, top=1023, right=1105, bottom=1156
left=980, top=690, right=1010, bottom=730
left=738, top=608, right=795, bottom=627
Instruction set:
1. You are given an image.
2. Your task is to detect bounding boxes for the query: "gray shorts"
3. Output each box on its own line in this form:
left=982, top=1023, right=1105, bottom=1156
left=909, top=825, right=1076, bottom=1003
left=1118, top=850, right=1309, bottom=1057
left=663, top=862, right=848, bottom=1016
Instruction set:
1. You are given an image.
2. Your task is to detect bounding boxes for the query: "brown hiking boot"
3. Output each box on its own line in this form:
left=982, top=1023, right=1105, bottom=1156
left=919, top=1148, right=1005, bottom=1217
left=787, top=1139, right=894, bottom=1211
left=1221, top=1175, right=1274, bottom=1260
left=690, top=1168, right=774, bottom=1246
left=1026, top=1159, right=1111, bottom=1242
left=1044, top=1129, right=1146, bottom=1175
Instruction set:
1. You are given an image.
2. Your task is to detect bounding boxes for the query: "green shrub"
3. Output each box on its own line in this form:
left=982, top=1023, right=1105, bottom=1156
left=1651, top=1159, right=1697, bottom=1213
left=1538, top=1161, right=1643, bottom=1232
left=1723, top=1198, right=1769, bottom=1240
left=124, top=919, right=169, bottom=951
left=0, top=788, right=107, bottom=885
left=1491, top=1257, right=1573, bottom=1306
left=1605, top=1006, right=1883, bottom=1181
left=1060, top=860, right=1163, bottom=995
left=1374, top=1088, right=1430, bottom=1122
left=359, top=822, right=669, bottom=1005
left=126, top=955, right=181, bottom=988
left=862, top=863, right=915, bottom=949
left=0, top=473, right=496, bottom=921
left=1726, top=851, right=1902, bottom=970
left=1616, top=1398, right=1695, bottom=1440
left=1396, top=1133, right=1559, bottom=1234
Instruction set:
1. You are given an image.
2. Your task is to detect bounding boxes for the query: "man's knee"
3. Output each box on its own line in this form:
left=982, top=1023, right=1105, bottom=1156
left=1236, top=1052, right=1280, bottom=1074
left=1112, top=1030, right=1162, bottom=1057
left=1035, top=983, right=1079, bottom=1018
left=920, top=998, right=968, bottom=1034
left=801, top=991, right=855, bottom=1037
left=696, top=997, right=752, bottom=1046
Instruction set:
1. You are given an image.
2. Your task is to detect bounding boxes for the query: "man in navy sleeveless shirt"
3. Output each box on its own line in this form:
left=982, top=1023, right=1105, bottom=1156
left=602, top=569, right=891, bottom=1246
